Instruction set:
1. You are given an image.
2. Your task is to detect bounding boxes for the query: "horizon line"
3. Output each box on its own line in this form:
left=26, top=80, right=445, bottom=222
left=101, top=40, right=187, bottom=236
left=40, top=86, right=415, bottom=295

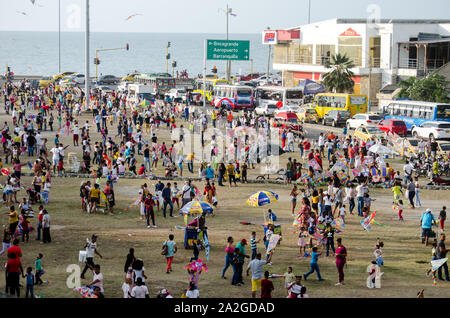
left=0, top=30, right=260, bottom=35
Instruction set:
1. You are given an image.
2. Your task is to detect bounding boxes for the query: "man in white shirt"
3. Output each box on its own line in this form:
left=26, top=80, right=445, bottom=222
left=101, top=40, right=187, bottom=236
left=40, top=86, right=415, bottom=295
left=403, top=161, right=414, bottom=186
left=81, top=234, right=102, bottom=279
left=356, top=180, right=368, bottom=217
left=318, top=133, right=325, bottom=157
left=50, top=146, right=60, bottom=174
left=287, top=131, right=295, bottom=152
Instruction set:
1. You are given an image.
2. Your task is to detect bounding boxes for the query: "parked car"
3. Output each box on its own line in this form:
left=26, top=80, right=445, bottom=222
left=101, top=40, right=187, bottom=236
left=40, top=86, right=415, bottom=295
left=117, top=81, right=132, bottom=93
left=297, top=107, right=318, bottom=123
left=53, top=71, right=75, bottom=81
left=97, top=85, right=114, bottom=93
left=255, top=103, right=278, bottom=116
left=39, top=76, right=54, bottom=88
left=97, top=75, right=117, bottom=85
left=274, top=105, right=301, bottom=115
left=71, top=74, right=85, bottom=84
left=273, top=112, right=302, bottom=133
left=166, top=88, right=186, bottom=101
left=378, top=119, right=408, bottom=136
left=437, top=140, right=450, bottom=159
left=346, top=113, right=382, bottom=130
left=411, top=121, right=450, bottom=140
left=321, top=109, right=351, bottom=127
left=353, top=126, right=385, bottom=142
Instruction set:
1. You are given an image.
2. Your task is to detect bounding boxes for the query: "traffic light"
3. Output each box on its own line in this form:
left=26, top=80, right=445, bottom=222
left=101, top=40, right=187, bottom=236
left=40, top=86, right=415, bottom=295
left=167, top=41, right=171, bottom=48
left=93, top=58, right=100, bottom=65
left=172, top=61, right=177, bottom=68
left=166, top=53, right=171, bottom=60
left=126, top=43, right=129, bottom=51
left=211, top=66, right=217, bottom=74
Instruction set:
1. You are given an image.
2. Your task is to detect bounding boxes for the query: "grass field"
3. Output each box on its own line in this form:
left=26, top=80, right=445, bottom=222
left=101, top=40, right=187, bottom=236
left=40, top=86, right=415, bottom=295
left=1, top=176, right=449, bottom=298
left=0, top=109, right=449, bottom=298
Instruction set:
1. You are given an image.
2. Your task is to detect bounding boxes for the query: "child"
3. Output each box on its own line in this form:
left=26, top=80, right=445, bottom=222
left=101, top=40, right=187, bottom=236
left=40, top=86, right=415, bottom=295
left=250, top=231, right=260, bottom=260
left=35, top=253, right=44, bottom=285
left=284, top=267, right=296, bottom=296
left=363, top=193, right=375, bottom=215
left=190, top=239, right=200, bottom=262
left=325, top=224, right=335, bottom=257
left=303, top=246, right=323, bottom=281
left=25, top=266, right=35, bottom=298
left=287, top=276, right=304, bottom=298
left=339, top=204, right=346, bottom=223
left=397, top=199, right=404, bottom=221
left=374, top=242, right=384, bottom=266
left=21, top=214, right=30, bottom=242
left=298, top=228, right=308, bottom=256
left=260, top=271, right=274, bottom=298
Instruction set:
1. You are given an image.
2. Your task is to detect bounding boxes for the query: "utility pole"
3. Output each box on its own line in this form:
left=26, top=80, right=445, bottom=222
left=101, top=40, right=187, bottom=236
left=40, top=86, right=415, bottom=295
left=266, top=27, right=271, bottom=82
left=308, top=0, right=311, bottom=24
left=226, top=4, right=231, bottom=83
left=250, top=59, right=253, bottom=80
left=58, top=0, right=61, bottom=73
left=85, top=0, right=90, bottom=111
left=166, top=42, right=171, bottom=74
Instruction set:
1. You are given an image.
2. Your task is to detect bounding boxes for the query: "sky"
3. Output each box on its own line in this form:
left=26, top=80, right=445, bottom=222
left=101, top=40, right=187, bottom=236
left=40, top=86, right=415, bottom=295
left=0, top=0, right=449, bottom=33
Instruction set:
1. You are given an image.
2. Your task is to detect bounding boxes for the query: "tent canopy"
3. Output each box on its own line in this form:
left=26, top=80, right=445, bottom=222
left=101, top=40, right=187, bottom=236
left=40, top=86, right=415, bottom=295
left=296, top=79, right=325, bottom=95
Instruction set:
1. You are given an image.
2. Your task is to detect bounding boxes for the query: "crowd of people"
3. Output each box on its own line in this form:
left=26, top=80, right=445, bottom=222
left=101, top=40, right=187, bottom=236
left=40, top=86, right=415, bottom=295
left=0, top=78, right=448, bottom=298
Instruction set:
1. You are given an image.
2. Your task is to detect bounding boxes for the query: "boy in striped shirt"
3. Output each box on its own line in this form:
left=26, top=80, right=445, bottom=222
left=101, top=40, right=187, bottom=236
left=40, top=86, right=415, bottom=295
left=250, top=232, right=260, bottom=260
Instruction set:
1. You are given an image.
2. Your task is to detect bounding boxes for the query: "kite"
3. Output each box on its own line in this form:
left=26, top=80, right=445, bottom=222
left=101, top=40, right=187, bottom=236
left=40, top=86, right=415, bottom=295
left=361, top=212, right=389, bottom=232
left=266, top=234, right=280, bottom=255
left=184, top=259, right=208, bottom=273
left=73, top=286, right=97, bottom=298
left=429, top=258, right=448, bottom=286
left=16, top=11, right=27, bottom=15
left=125, top=13, right=143, bottom=21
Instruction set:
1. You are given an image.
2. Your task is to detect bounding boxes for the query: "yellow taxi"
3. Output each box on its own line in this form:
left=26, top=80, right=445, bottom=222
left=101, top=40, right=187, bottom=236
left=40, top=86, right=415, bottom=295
left=39, top=76, right=55, bottom=88
left=353, top=126, right=385, bottom=142
left=121, top=72, right=140, bottom=82
left=297, top=106, right=318, bottom=123
left=53, top=71, right=75, bottom=81
left=437, top=141, right=450, bottom=160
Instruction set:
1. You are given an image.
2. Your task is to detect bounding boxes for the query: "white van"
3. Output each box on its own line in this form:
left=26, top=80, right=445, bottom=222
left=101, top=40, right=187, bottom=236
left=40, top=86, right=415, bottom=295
left=126, top=84, right=156, bottom=108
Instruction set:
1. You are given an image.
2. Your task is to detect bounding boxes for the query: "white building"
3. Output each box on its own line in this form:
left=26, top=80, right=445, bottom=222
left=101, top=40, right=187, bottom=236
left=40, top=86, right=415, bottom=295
left=269, top=18, right=450, bottom=106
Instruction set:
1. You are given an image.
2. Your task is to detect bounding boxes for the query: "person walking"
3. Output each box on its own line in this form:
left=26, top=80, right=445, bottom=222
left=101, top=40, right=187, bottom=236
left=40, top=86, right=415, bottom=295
left=81, top=234, right=102, bottom=280
left=162, top=234, right=177, bottom=274
left=420, top=209, right=436, bottom=247
left=303, top=246, right=324, bottom=281
left=42, top=209, right=51, bottom=243
left=439, top=206, right=447, bottom=231
left=246, top=253, right=268, bottom=298
left=162, top=183, right=174, bottom=218
left=5, top=252, right=23, bottom=297
left=436, top=233, right=450, bottom=282
left=221, top=237, right=235, bottom=279
left=232, top=239, right=249, bottom=286
left=335, top=238, right=347, bottom=286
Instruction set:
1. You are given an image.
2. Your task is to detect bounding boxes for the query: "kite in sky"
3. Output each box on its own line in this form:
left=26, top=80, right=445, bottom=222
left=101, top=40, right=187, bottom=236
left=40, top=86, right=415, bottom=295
left=125, top=13, right=143, bottom=21
left=16, top=11, right=27, bottom=15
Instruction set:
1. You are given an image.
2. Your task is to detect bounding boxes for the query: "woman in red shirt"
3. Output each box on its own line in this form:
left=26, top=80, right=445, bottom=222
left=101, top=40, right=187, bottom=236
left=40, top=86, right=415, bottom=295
left=6, top=252, right=24, bottom=297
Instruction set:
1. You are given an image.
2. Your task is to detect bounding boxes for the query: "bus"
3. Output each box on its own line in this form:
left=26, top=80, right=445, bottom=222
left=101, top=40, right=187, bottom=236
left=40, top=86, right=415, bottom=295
left=384, top=100, right=450, bottom=130
left=312, top=93, right=368, bottom=118
left=254, top=86, right=303, bottom=109
left=211, top=85, right=254, bottom=110
left=194, top=78, right=229, bottom=103
left=134, top=73, right=176, bottom=97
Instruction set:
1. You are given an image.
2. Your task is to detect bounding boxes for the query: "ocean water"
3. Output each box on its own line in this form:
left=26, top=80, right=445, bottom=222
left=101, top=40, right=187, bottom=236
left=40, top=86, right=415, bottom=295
left=0, top=31, right=272, bottom=77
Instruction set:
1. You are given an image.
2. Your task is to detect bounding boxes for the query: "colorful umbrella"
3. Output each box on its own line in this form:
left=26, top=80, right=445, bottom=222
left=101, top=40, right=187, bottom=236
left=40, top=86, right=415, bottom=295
left=139, top=99, right=155, bottom=107
left=180, top=200, right=214, bottom=215
left=246, top=191, right=278, bottom=207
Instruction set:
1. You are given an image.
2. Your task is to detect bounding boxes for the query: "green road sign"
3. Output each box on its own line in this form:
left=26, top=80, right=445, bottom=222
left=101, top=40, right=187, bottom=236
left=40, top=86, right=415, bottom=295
left=206, top=39, right=250, bottom=61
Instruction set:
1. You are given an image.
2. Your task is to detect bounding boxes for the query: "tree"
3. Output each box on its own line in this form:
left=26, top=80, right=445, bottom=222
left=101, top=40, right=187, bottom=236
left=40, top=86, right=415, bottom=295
left=322, top=53, right=355, bottom=93
left=396, top=73, right=450, bottom=103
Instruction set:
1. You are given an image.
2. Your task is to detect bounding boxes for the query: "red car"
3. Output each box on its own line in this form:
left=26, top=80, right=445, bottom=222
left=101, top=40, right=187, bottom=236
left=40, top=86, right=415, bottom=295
left=273, top=112, right=301, bottom=133
left=378, top=119, right=407, bottom=136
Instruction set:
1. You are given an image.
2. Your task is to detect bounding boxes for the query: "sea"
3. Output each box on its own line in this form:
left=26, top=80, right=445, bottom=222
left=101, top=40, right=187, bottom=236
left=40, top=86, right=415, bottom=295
left=0, top=31, right=272, bottom=77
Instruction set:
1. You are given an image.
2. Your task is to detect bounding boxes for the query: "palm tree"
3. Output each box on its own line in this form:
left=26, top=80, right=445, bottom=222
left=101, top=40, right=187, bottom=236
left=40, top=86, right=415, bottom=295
left=322, top=53, right=355, bottom=93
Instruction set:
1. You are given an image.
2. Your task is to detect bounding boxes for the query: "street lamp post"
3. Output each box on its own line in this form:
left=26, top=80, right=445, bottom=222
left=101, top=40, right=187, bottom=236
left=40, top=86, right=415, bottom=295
left=85, top=0, right=90, bottom=111
left=226, top=4, right=231, bottom=83
left=58, top=0, right=61, bottom=74
left=266, top=27, right=271, bottom=82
